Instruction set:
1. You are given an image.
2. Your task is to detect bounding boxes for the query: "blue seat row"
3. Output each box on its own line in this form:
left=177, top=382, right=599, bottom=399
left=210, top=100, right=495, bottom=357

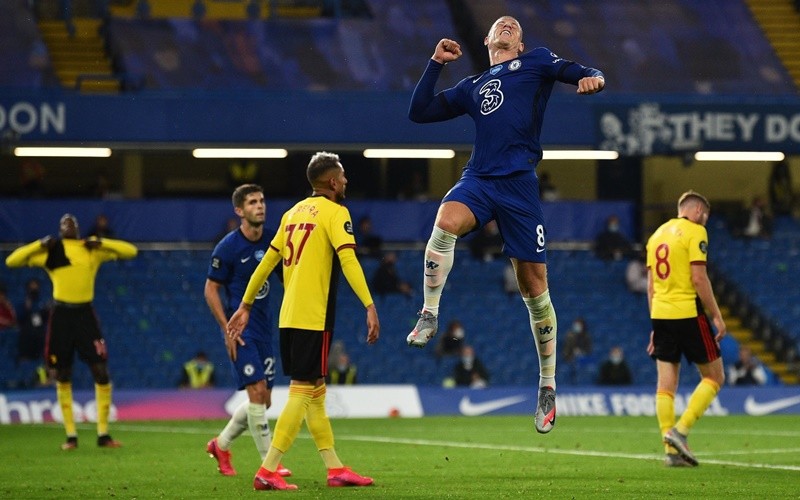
left=3, top=240, right=792, bottom=389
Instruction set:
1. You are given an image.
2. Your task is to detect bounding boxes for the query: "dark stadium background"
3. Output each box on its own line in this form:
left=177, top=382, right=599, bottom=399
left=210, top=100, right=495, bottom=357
left=1, top=0, right=799, bottom=393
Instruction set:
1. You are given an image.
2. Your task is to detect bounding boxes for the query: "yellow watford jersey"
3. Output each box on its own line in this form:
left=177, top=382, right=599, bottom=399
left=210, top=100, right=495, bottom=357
left=646, top=217, right=709, bottom=319
left=270, top=196, right=357, bottom=330
left=5, top=238, right=138, bottom=304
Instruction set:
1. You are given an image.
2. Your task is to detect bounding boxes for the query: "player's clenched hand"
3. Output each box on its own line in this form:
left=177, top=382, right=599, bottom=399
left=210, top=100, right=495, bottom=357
left=432, top=38, right=462, bottom=65
left=577, top=76, right=604, bottom=95
left=40, top=235, right=58, bottom=250
left=365, top=304, right=380, bottom=345
left=84, top=236, right=102, bottom=249
left=646, top=330, right=654, bottom=356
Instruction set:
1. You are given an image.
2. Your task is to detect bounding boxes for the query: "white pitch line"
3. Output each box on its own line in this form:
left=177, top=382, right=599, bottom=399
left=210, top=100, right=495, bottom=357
left=337, top=434, right=800, bottom=471
left=705, top=447, right=800, bottom=457
left=566, top=427, right=800, bottom=438
left=105, top=423, right=800, bottom=472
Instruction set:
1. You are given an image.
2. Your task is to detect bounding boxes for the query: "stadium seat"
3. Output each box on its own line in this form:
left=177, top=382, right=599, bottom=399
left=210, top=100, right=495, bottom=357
left=1, top=244, right=789, bottom=389
left=0, top=0, right=58, bottom=88
left=99, top=0, right=797, bottom=94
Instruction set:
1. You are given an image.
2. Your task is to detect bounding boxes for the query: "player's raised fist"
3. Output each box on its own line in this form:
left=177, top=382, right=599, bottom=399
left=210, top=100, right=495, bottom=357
left=577, top=76, right=605, bottom=95
left=432, top=38, right=462, bottom=64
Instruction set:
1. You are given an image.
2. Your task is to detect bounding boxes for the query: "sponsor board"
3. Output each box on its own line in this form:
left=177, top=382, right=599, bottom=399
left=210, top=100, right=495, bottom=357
left=417, top=386, right=799, bottom=417
left=596, top=102, right=800, bottom=155
left=1, top=386, right=798, bottom=424
left=0, top=385, right=423, bottom=424
left=226, top=385, right=424, bottom=419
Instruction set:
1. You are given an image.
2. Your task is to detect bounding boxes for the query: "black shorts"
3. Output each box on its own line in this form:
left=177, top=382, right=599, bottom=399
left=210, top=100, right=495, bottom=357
left=651, top=315, right=720, bottom=365
left=280, top=328, right=332, bottom=382
left=46, top=303, right=106, bottom=370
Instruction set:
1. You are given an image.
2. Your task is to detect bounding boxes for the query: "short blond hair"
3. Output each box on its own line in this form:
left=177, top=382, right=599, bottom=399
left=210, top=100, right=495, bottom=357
left=677, top=190, right=710, bottom=213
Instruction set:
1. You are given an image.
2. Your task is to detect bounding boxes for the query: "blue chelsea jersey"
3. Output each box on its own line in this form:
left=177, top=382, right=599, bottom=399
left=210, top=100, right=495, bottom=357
left=207, top=228, right=274, bottom=337
left=440, top=47, right=602, bottom=176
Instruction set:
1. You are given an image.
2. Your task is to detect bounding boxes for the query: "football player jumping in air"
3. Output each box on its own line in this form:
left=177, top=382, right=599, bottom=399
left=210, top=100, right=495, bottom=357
left=406, top=15, right=605, bottom=433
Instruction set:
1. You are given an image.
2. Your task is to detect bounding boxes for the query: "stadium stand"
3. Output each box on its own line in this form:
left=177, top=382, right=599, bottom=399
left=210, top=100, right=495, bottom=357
left=1, top=1, right=798, bottom=391
left=488, top=0, right=795, bottom=94
left=708, top=215, right=800, bottom=382
left=2, top=245, right=781, bottom=390
left=0, top=0, right=58, bottom=88
left=107, top=0, right=463, bottom=91
left=100, top=0, right=796, bottom=93
left=4, top=0, right=794, bottom=93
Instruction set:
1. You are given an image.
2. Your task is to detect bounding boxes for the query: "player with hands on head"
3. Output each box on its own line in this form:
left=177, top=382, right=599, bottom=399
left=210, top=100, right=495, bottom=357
left=203, top=184, right=290, bottom=478
left=5, top=213, right=137, bottom=450
left=227, top=151, right=379, bottom=491
left=406, top=15, right=605, bottom=435
left=646, top=190, right=726, bottom=467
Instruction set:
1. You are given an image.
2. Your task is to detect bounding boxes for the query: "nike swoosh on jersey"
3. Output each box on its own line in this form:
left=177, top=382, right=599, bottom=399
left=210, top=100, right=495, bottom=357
left=743, top=395, right=800, bottom=416
left=240, top=256, right=252, bottom=263
left=458, top=395, right=527, bottom=416
left=536, top=247, right=545, bottom=253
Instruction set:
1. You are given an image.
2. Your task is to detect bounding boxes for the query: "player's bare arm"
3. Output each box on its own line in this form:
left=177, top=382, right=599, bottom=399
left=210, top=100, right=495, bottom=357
left=206, top=279, right=243, bottom=361
left=203, top=279, right=228, bottom=331
left=432, top=38, right=462, bottom=65
left=646, top=269, right=655, bottom=355
left=365, top=304, right=380, bottom=345
left=577, top=76, right=605, bottom=95
left=691, top=264, right=727, bottom=341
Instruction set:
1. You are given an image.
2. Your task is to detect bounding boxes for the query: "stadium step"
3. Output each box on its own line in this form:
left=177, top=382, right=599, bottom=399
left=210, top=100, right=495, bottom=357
left=720, top=306, right=796, bottom=385
left=37, top=17, right=120, bottom=93
left=745, top=0, right=800, bottom=90
left=108, top=0, right=321, bottom=19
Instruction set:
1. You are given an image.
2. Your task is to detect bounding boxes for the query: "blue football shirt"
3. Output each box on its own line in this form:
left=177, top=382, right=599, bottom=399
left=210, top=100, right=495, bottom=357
left=409, top=47, right=604, bottom=176
left=207, top=228, right=274, bottom=340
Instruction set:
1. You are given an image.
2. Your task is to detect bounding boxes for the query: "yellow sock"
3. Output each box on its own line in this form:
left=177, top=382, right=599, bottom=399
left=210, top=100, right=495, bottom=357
left=262, top=447, right=285, bottom=473
left=320, top=449, right=343, bottom=470
left=95, top=383, right=112, bottom=436
left=676, top=378, right=720, bottom=435
left=56, top=382, right=77, bottom=437
left=305, top=384, right=342, bottom=469
left=261, top=383, right=313, bottom=471
left=656, top=390, right=677, bottom=454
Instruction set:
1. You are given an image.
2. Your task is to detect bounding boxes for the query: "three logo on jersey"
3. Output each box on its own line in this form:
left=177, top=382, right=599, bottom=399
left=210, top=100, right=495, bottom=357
left=477, top=59, right=522, bottom=116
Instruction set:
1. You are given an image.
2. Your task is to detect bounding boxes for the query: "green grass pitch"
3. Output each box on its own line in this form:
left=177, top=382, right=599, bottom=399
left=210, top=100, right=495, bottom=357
left=2, top=415, right=799, bottom=498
